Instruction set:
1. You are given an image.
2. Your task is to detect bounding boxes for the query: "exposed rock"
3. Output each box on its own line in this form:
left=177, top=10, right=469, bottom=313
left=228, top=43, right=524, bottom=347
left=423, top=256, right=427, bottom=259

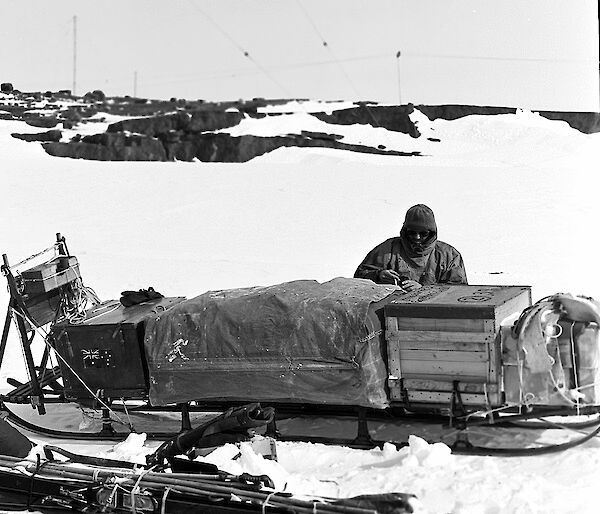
left=312, top=104, right=420, bottom=137
left=1, top=83, right=14, bottom=93
left=300, top=130, right=343, bottom=141
left=537, top=111, right=600, bottom=134
left=43, top=128, right=420, bottom=163
left=12, top=130, right=62, bottom=142
left=16, top=96, right=598, bottom=164
left=107, top=112, right=191, bottom=136
left=191, top=134, right=287, bottom=162
left=43, top=132, right=166, bottom=161
left=415, top=104, right=600, bottom=134
left=187, top=111, right=244, bottom=132
left=190, top=133, right=420, bottom=162
left=43, top=142, right=115, bottom=160
left=83, top=89, right=106, bottom=102
left=60, top=109, right=82, bottom=122
left=106, top=110, right=246, bottom=138
left=24, top=116, right=59, bottom=128
left=416, top=104, right=516, bottom=121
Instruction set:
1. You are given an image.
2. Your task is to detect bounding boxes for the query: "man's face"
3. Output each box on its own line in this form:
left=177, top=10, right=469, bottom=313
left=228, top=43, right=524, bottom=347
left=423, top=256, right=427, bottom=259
left=405, top=229, right=433, bottom=251
left=406, top=229, right=432, bottom=243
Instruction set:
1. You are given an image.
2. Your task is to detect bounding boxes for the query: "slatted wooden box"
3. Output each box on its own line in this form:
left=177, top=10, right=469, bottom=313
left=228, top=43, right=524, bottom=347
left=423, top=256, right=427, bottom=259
left=384, top=285, right=531, bottom=409
left=20, top=256, right=80, bottom=296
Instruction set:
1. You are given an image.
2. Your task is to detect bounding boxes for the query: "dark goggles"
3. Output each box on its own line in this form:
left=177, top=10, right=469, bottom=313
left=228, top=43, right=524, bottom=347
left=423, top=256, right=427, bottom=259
left=406, top=229, right=432, bottom=239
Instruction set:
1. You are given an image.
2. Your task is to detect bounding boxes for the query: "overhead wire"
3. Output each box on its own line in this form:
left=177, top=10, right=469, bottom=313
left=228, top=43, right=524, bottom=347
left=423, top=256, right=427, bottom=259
left=102, top=50, right=596, bottom=93
left=294, top=0, right=360, bottom=98
left=292, top=0, right=387, bottom=128
left=185, top=0, right=291, bottom=97
left=54, top=3, right=599, bottom=97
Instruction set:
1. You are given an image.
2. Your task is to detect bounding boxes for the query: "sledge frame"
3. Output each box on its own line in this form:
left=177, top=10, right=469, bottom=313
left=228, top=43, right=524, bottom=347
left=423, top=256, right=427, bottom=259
left=4, top=236, right=599, bottom=452
left=0, top=235, right=377, bottom=443
left=0, top=233, right=76, bottom=414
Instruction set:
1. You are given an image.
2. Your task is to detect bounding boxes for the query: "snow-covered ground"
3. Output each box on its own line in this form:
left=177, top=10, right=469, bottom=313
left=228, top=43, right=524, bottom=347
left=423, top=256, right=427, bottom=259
left=1, top=100, right=600, bottom=513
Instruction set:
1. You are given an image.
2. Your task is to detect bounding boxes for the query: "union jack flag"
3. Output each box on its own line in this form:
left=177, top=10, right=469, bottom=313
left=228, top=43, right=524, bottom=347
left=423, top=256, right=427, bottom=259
left=81, top=349, right=100, bottom=362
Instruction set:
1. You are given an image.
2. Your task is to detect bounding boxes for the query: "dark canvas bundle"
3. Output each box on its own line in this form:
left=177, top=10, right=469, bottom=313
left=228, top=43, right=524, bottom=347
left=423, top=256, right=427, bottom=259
left=0, top=418, right=33, bottom=458
left=143, top=278, right=400, bottom=408
left=120, top=287, right=163, bottom=307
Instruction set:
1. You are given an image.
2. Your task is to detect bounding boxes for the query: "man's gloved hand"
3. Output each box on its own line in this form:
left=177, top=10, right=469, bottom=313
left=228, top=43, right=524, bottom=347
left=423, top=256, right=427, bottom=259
left=378, top=269, right=402, bottom=284
left=399, top=279, right=422, bottom=292
left=378, top=270, right=423, bottom=291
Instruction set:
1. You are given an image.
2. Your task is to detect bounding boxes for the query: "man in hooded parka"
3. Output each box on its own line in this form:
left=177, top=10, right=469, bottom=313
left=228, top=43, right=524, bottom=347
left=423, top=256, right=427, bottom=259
left=354, top=204, right=467, bottom=291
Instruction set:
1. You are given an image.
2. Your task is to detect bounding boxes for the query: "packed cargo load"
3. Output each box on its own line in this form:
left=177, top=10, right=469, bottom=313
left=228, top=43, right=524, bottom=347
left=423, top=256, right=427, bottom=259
left=144, top=278, right=401, bottom=408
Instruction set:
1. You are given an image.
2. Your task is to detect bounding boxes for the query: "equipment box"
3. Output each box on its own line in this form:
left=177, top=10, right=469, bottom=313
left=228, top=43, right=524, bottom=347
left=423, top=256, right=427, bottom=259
left=20, top=256, right=81, bottom=296
left=51, top=296, right=185, bottom=401
left=384, top=285, right=531, bottom=409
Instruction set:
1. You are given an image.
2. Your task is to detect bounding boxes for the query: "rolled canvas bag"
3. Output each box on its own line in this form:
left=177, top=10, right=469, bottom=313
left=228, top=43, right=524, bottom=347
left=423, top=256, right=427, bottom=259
left=0, top=418, right=33, bottom=458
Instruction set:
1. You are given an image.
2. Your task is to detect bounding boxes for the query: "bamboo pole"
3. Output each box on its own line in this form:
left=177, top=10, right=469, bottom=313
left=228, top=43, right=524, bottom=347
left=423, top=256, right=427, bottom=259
left=0, top=456, right=378, bottom=514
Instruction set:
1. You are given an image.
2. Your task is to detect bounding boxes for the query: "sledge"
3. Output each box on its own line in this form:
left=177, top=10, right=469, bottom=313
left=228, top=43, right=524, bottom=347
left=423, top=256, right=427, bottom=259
left=1, top=234, right=600, bottom=458
left=0, top=420, right=417, bottom=514
left=0, top=402, right=418, bottom=513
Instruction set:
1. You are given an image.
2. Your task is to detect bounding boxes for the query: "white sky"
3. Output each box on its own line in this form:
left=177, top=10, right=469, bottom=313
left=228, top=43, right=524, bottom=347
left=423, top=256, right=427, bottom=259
left=1, top=0, right=598, bottom=111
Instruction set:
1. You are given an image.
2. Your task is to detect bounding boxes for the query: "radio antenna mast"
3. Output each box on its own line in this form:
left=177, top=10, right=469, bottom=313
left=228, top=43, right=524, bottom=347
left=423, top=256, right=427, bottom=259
left=395, top=50, right=402, bottom=105
left=72, top=15, right=77, bottom=96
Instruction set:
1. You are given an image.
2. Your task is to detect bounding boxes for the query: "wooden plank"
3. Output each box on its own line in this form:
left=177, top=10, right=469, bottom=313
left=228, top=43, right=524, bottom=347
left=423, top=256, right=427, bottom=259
left=384, top=286, right=532, bottom=319
left=403, top=378, right=497, bottom=393
left=387, top=304, right=496, bottom=319
left=387, top=330, right=494, bottom=343
left=488, top=331, right=500, bottom=380
left=406, top=390, right=488, bottom=406
left=385, top=317, right=398, bottom=332
left=392, top=317, right=487, bottom=332
left=388, top=379, right=403, bottom=401
left=387, top=340, right=402, bottom=378
left=400, top=359, right=488, bottom=378
left=494, top=291, right=532, bottom=324
left=393, top=339, right=488, bottom=352
left=401, top=372, right=487, bottom=383
left=389, top=389, right=403, bottom=402
left=398, top=349, right=487, bottom=362
left=483, top=320, right=495, bottom=332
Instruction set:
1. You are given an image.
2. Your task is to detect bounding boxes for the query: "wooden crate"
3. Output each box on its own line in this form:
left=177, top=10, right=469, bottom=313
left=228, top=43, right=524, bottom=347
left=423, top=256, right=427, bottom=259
left=51, top=296, right=185, bottom=400
left=384, top=285, right=531, bottom=409
left=20, top=256, right=80, bottom=295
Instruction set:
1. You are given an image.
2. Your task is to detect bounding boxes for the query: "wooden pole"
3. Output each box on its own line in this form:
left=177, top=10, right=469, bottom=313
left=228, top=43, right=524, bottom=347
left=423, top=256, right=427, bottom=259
left=72, top=15, right=77, bottom=96
left=395, top=50, right=402, bottom=106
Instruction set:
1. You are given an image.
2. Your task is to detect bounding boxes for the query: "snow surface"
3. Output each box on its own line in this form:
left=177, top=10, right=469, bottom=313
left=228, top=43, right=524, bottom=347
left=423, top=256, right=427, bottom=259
left=1, top=100, right=600, bottom=513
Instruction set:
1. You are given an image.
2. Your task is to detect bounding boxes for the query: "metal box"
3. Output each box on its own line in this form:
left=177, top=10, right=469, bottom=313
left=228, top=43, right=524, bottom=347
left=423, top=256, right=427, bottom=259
left=51, top=296, right=185, bottom=401
left=384, top=285, right=531, bottom=409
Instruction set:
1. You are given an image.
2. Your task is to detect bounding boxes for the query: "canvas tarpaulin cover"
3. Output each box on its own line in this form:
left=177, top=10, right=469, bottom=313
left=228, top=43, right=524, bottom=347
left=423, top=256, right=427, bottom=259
left=143, top=277, right=400, bottom=408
